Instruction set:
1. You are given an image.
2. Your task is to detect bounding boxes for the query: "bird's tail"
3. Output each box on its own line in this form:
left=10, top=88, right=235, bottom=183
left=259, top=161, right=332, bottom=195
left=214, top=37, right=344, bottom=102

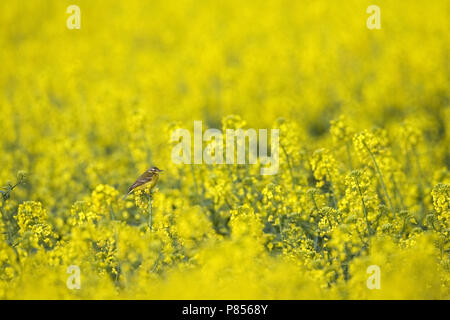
left=122, top=192, right=131, bottom=200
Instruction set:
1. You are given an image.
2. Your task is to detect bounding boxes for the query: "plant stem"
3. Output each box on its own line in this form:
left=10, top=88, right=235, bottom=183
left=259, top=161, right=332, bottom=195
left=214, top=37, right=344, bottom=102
left=190, top=166, right=199, bottom=198
left=412, top=149, right=425, bottom=220
left=280, top=143, right=296, bottom=190
left=391, top=175, right=405, bottom=210
left=354, top=175, right=372, bottom=236
left=325, top=167, right=338, bottom=209
left=310, top=192, right=319, bottom=211
left=147, top=193, right=153, bottom=231
left=362, top=141, right=395, bottom=217
left=109, top=204, right=116, bottom=220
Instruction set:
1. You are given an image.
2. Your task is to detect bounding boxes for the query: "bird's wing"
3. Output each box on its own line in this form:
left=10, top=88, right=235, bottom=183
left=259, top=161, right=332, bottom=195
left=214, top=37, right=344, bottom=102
left=128, top=171, right=154, bottom=192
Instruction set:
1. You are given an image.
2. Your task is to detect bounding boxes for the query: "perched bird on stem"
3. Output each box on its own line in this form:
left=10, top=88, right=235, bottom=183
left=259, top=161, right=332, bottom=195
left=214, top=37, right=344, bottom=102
left=122, top=167, right=163, bottom=200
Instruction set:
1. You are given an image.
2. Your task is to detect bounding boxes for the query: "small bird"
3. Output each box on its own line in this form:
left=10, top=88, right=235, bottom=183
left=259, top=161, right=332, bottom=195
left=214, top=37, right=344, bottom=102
left=122, top=167, right=163, bottom=200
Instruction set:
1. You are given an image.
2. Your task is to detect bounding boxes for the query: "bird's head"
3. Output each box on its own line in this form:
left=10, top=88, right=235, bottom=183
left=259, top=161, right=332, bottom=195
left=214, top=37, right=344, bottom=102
left=148, top=167, right=163, bottom=174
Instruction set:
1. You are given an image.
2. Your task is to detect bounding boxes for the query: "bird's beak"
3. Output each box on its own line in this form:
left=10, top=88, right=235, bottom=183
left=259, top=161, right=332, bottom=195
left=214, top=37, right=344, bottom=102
left=159, top=170, right=164, bottom=172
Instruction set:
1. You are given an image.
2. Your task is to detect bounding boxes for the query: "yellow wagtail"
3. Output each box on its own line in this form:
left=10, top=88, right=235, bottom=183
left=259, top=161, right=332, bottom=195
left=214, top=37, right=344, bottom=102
left=122, top=166, right=163, bottom=200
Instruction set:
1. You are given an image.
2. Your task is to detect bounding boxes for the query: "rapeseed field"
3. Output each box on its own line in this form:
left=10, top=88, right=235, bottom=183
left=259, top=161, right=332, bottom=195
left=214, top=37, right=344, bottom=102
left=0, top=0, right=448, bottom=299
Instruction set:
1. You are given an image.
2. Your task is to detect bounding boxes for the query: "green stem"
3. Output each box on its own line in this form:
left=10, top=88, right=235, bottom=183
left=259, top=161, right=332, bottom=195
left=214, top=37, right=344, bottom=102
left=280, top=143, right=296, bottom=190
left=325, top=167, right=338, bottom=209
left=354, top=175, right=372, bottom=236
left=190, top=166, right=200, bottom=200
left=147, top=193, right=153, bottom=231
left=391, top=175, right=405, bottom=210
left=412, top=149, right=425, bottom=220
left=310, top=192, right=319, bottom=211
left=362, top=141, right=395, bottom=217
left=109, top=204, right=116, bottom=220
